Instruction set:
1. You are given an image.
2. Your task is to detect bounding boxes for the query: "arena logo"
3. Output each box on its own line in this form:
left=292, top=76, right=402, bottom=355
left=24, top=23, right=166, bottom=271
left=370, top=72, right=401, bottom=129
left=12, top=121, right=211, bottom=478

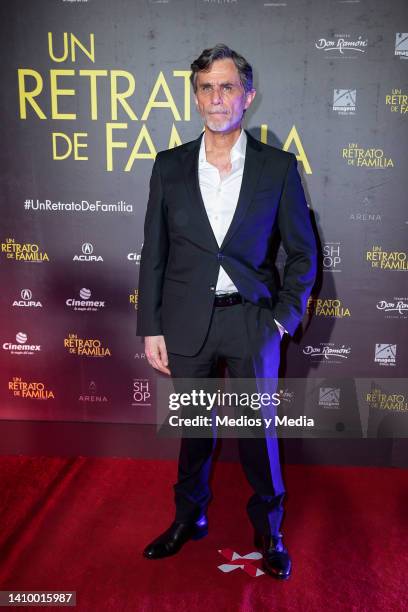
left=129, top=289, right=139, bottom=310
left=376, top=298, right=408, bottom=318
left=395, top=33, right=408, bottom=59
left=374, top=344, right=397, bottom=366
left=64, top=334, right=111, bottom=357
left=66, top=288, right=105, bottom=312
left=2, top=332, right=41, bottom=355
left=132, top=379, right=151, bottom=407
left=73, top=243, right=103, bottom=262
left=315, top=34, right=368, bottom=57
left=333, top=89, right=356, bottom=115
left=366, top=247, right=407, bottom=271
left=323, top=243, right=341, bottom=272
left=307, top=298, right=351, bottom=318
left=78, top=380, right=108, bottom=403
left=366, top=388, right=407, bottom=411
left=349, top=196, right=381, bottom=222
left=342, top=144, right=394, bottom=168
left=318, top=387, right=340, bottom=408
left=385, top=88, right=408, bottom=114
left=1, top=238, right=49, bottom=262
left=13, top=288, right=43, bottom=308
left=303, top=343, right=351, bottom=363
left=8, top=377, right=54, bottom=400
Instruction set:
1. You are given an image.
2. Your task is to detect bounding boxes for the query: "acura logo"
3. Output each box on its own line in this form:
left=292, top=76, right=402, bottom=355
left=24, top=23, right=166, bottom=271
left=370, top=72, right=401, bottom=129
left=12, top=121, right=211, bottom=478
left=21, top=289, right=32, bottom=300
left=82, top=243, right=94, bottom=255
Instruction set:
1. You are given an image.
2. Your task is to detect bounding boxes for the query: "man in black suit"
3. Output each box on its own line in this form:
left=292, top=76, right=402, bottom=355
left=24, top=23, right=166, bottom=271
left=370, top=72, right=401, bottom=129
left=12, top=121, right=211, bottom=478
left=136, top=44, right=317, bottom=579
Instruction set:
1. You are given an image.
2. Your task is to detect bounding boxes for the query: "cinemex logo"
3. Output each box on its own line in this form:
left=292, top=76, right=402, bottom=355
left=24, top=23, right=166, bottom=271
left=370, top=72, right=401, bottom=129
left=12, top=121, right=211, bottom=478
left=376, top=298, right=408, bottom=318
left=66, top=288, right=105, bottom=312
left=73, top=242, right=103, bottom=262
left=319, top=387, right=340, bottom=408
left=303, top=343, right=351, bottom=363
left=315, top=34, right=368, bottom=57
left=13, top=289, right=43, bottom=308
left=333, top=89, right=356, bottom=115
left=78, top=380, right=108, bottom=403
left=127, top=245, right=142, bottom=264
left=395, top=33, right=408, bottom=59
left=2, top=332, right=41, bottom=355
left=374, top=344, right=397, bottom=366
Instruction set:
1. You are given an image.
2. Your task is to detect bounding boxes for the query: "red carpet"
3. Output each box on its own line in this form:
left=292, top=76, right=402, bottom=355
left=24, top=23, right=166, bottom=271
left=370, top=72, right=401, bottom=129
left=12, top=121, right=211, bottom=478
left=0, top=456, right=406, bottom=611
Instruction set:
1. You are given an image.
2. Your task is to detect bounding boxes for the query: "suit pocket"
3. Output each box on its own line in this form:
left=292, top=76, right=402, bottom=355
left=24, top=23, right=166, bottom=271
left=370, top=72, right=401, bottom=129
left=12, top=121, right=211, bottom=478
left=163, top=277, right=187, bottom=297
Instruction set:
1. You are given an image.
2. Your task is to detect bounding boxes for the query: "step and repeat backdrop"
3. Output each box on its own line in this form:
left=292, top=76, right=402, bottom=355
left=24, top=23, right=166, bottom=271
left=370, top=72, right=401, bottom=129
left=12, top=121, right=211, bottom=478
left=0, top=0, right=407, bottom=437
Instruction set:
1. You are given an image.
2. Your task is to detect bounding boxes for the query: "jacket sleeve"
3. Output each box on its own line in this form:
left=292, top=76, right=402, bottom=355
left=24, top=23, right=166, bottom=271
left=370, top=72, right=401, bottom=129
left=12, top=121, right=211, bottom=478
left=271, top=154, right=317, bottom=336
left=136, top=155, right=169, bottom=337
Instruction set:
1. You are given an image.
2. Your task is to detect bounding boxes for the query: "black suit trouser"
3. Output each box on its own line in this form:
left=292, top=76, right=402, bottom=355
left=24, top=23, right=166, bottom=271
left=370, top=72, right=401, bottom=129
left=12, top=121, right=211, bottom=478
left=167, top=298, right=286, bottom=537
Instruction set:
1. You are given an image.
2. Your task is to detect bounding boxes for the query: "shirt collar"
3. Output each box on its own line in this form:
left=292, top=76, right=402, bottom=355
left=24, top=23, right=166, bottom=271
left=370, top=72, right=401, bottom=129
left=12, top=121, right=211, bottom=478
left=199, top=128, right=247, bottom=164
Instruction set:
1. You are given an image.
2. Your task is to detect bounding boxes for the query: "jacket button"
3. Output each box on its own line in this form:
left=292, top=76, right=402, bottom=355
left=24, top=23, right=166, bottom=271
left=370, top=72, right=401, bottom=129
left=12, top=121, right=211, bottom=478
left=209, top=285, right=215, bottom=291
left=217, top=253, right=224, bottom=260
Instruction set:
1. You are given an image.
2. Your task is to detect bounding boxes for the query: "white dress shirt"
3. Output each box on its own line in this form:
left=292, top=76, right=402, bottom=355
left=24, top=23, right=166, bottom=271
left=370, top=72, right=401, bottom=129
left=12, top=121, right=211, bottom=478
left=198, top=129, right=286, bottom=336
left=198, top=128, right=246, bottom=295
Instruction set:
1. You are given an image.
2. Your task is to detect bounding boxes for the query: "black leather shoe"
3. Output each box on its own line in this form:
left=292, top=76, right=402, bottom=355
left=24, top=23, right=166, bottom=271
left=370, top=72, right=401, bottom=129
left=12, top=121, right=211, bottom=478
left=143, top=515, right=208, bottom=559
left=254, top=532, right=292, bottom=580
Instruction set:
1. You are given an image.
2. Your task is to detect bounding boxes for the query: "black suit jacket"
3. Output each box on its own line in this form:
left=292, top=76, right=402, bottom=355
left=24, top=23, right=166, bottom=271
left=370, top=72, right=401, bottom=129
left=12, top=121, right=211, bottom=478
left=136, top=130, right=317, bottom=356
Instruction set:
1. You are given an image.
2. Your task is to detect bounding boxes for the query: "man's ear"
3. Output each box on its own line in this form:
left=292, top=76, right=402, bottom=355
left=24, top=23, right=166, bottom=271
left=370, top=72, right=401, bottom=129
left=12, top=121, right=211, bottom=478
left=244, top=89, right=256, bottom=110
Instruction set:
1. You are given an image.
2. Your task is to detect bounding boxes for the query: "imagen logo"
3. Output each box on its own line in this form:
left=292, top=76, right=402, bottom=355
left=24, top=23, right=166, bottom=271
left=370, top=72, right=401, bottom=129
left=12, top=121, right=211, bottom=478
left=319, top=387, right=340, bottom=408
left=333, top=89, right=356, bottom=115
left=374, top=344, right=397, bottom=366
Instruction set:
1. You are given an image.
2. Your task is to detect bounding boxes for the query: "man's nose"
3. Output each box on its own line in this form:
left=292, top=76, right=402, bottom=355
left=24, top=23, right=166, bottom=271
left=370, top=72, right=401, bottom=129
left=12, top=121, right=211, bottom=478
left=209, top=87, right=222, bottom=104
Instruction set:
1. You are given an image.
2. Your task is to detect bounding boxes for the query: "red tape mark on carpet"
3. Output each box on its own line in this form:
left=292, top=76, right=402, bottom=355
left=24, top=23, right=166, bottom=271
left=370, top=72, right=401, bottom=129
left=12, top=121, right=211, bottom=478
left=217, top=548, right=265, bottom=577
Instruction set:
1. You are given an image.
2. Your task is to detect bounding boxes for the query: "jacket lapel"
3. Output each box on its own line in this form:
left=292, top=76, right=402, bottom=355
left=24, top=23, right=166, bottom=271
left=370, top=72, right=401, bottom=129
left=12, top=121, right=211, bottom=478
left=180, top=132, right=219, bottom=251
left=220, top=131, right=265, bottom=249
left=180, top=129, right=265, bottom=252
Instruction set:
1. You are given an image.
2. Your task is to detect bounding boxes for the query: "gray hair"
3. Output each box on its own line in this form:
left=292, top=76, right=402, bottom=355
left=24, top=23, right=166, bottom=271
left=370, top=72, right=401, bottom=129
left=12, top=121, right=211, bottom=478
left=190, top=44, right=254, bottom=94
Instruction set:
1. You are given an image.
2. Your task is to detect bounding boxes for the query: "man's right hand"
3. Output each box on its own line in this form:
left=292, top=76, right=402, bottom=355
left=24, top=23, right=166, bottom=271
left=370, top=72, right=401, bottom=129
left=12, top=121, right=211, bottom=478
left=144, top=335, right=171, bottom=375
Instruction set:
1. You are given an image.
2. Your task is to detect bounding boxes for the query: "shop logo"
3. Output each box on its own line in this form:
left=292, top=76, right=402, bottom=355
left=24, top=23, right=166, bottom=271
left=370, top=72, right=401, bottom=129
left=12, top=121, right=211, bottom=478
left=323, top=243, right=341, bottom=272
left=132, top=379, right=151, bottom=406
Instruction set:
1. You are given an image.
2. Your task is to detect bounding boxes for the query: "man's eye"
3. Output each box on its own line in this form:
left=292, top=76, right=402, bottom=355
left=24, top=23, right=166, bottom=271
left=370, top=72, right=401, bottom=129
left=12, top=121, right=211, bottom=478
left=201, top=85, right=211, bottom=91
left=223, top=85, right=232, bottom=91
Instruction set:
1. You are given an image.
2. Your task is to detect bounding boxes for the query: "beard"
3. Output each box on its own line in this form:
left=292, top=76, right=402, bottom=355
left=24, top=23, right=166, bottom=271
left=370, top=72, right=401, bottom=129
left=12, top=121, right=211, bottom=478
left=204, top=111, right=231, bottom=132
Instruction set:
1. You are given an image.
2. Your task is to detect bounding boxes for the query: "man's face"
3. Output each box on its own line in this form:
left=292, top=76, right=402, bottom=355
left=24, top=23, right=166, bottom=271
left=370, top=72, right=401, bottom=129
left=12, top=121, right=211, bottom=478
left=194, top=58, right=256, bottom=133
